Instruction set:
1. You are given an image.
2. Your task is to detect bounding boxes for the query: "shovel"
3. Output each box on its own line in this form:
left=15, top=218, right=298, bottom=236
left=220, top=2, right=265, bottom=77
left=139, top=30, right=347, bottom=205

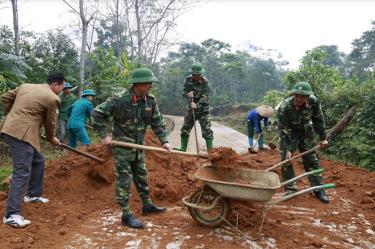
left=268, top=134, right=278, bottom=150
left=41, top=135, right=105, bottom=163
left=111, top=140, right=208, bottom=159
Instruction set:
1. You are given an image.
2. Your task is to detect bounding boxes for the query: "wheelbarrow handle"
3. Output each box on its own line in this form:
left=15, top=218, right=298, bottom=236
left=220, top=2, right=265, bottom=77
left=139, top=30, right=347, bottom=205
left=280, top=168, right=324, bottom=187
left=266, top=144, right=321, bottom=171
left=265, top=183, right=336, bottom=205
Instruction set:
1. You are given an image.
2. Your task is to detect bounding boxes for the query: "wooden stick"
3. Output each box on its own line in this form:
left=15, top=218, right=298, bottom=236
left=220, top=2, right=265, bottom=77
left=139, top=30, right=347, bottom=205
left=111, top=140, right=208, bottom=159
left=59, top=143, right=105, bottom=163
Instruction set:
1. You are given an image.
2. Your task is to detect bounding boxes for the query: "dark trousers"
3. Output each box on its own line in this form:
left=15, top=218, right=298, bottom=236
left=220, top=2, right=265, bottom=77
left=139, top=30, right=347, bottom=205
left=3, top=134, right=45, bottom=217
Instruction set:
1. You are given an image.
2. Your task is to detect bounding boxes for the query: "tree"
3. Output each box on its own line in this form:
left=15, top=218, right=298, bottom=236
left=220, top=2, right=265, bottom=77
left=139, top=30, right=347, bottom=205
left=347, top=20, right=375, bottom=82
left=62, top=0, right=99, bottom=88
left=25, top=30, right=79, bottom=83
left=10, top=0, right=19, bottom=55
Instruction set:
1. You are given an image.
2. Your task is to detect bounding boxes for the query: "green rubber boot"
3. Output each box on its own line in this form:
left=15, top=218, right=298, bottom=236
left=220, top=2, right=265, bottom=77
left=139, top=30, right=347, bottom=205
left=205, top=138, right=213, bottom=151
left=175, top=135, right=189, bottom=152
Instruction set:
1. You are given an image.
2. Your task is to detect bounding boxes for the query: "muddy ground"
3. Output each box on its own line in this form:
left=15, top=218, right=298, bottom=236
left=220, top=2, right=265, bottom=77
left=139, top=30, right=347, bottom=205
left=0, top=132, right=374, bottom=249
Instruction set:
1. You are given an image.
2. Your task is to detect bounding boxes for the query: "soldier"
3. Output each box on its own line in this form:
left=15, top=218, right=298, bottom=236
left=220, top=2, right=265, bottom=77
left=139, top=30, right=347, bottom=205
left=247, top=105, right=274, bottom=152
left=278, top=81, right=329, bottom=203
left=176, top=63, right=213, bottom=152
left=91, top=68, right=171, bottom=229
left=57, top=82, right=77, bottom=143
left=67, top=89, right=96, bottom=148
left=1, top=72, right=63, bottom=228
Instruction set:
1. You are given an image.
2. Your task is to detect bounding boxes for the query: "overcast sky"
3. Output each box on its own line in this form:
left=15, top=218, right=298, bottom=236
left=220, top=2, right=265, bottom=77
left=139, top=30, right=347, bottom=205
left=0, top=0, right=374, bottom=68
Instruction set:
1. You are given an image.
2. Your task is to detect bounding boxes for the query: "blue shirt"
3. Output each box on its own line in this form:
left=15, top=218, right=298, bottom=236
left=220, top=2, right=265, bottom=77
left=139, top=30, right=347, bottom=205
left=67, top=98, right=93, bottom=129
left=247, top=109, right=269, bottom=134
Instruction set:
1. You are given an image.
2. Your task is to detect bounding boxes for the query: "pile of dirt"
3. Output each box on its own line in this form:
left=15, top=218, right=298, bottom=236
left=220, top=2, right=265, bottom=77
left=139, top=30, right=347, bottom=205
left=208, top=147, right=240, bottom=168
left=0, top=131, right=374, bottom=249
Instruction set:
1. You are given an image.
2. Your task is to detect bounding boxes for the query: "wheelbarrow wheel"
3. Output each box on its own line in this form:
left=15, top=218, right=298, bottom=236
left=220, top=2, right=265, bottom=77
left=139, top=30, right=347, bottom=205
left=188, top=187, right=231, bottom=227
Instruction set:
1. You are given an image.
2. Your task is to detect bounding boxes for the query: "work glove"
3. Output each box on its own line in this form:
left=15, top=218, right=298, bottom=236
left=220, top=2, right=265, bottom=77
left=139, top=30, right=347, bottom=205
left=190, top=102, right=197, bottom=109
left=187, top=91, right=194, bottom=98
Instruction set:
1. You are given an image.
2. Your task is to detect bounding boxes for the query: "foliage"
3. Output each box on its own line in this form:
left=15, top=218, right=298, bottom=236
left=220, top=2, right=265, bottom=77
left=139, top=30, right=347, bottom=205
left=262, top=90, right=287, bottom=108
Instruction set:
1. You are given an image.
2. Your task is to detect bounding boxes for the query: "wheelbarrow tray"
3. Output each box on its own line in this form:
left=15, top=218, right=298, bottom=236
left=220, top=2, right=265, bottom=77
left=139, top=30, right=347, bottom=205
left=195, top=165, right=281, bottom=202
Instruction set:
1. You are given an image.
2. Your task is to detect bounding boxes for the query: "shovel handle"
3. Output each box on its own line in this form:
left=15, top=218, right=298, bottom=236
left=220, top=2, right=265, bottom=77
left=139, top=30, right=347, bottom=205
left=59, top=143, right=105, bottom=163
left=266, top=144, right=321, bottom=171
left=111, top=140, right=208, bottom=159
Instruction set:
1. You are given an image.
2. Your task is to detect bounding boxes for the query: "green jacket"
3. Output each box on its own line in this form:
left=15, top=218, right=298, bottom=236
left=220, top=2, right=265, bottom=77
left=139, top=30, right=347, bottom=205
left=58, top=93, right=77, bottom=121
left=183, top=75, right=210, bottom=114
left=278, top=96, right=327, bottom=151
left=91, top=88, right=168, bottom=161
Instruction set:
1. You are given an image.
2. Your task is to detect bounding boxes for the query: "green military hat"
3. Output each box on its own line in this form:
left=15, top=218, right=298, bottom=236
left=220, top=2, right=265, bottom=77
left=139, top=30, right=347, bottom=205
left=81, top=89, right=96, bottom=97
left=189, top=63, right=204, bottom=75
left=291, top=81, right=314, bottom=96
left=128, top=67, right=159, bottom=84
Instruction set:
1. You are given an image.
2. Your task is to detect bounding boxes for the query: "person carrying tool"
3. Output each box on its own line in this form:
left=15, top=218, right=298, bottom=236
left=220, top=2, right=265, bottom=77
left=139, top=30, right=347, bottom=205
left=67, top=89, right=96, bottom=148
left=175, top=63, right=213, bottom=152
left=247, top=105, right=274, bottom=152
left=57, top=82, right=77, bottom=143
left=278, top=81, right=329, bottom=203
left=92, top=68, right=171, bottom=229
left=0, top=72, right=64, bottom=228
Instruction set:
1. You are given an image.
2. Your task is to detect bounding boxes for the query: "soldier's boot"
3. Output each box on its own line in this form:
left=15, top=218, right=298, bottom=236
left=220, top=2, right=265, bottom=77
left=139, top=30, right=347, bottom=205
left=122, top=214, right=144, bottom=229
left=315, top=190, right=329, bottom=204
left=175, top=135, right=189, bottom=152
left=142, top=204, right=166, bottom=215
left=205, top=138, right=213, bottom=151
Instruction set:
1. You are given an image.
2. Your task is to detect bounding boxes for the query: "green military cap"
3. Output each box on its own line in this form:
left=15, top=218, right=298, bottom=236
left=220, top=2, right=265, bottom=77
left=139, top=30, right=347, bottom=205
left=128, top=67, right=159, bottom=84
left=291, top=81, right=314, bottom=96
left=81, top=89, right=96, bottom=97
left=189, top=63, right=204, bottom=75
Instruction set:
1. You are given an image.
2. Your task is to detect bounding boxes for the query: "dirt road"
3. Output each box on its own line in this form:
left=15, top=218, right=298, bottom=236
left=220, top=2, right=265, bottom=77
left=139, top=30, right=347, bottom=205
left=166, top=115, right=249, bottom=154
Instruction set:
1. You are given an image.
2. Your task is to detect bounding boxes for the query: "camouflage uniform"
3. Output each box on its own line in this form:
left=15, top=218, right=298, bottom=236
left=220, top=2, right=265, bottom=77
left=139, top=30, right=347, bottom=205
left=277, top=95, right=327, bottom=191
left=92, top=87, right=168, bottom=216
left=181, top=75, right=213, bottom=140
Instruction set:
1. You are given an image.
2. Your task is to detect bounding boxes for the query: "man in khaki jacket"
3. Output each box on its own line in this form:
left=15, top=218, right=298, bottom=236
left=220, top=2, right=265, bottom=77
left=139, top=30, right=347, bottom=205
left=0, top=72, right=64, bottom=228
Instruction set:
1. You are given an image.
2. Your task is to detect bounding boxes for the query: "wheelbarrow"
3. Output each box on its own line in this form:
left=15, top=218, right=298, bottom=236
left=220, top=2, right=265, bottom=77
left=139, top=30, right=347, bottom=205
left=181, top=165, right=335, bottom=236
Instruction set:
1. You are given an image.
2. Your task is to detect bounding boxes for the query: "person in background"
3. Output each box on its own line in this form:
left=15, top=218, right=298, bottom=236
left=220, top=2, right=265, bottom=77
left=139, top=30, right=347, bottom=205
left=247, top=105, right=274, bottom=152
left=57, top=82, right=77, bottom=143
left=0, top=72, right=64, bottom=228
left=67, top=89, right=96, bottom=148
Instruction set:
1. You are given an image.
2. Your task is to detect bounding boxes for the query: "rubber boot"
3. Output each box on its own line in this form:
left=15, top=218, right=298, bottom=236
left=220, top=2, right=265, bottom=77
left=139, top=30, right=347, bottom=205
left=175, top=135, right=189, bottom=152
left=258, top=135, right=267, bottom=150
left=248, top=136, right=254, bottom=152
left=205, top=138, right=213, bottom=151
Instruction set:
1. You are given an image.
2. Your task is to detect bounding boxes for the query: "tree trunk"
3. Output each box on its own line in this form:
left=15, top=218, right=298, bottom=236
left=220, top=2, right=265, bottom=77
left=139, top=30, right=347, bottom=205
left=135, top=0, right=143, bottom=64
left=79, top=0, right=88, bottom=92
left=10, top=0, right=19, bottom=56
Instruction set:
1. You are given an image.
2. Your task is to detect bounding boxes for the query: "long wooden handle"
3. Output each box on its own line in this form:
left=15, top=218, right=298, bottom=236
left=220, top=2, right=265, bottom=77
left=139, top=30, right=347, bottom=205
left=59, top=143, right=105, bottom=163
left=111, top=140, right=208, bottom=159
left=266, top=145, right=320, bottom=171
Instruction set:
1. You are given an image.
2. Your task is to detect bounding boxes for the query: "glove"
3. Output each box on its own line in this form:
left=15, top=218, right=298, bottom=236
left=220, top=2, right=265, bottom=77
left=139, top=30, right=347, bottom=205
left=190, top=102, right=197, bottom=109
left=163, top=142, right=172, bottom=152
left=187, top=91, right=194, bottom=98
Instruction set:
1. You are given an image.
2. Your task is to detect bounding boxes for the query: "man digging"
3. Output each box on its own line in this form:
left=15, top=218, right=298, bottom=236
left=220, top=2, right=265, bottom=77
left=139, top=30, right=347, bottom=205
left=1, top=72, right=64, bottom=228
left=92, top=68, right=171, bottom=229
